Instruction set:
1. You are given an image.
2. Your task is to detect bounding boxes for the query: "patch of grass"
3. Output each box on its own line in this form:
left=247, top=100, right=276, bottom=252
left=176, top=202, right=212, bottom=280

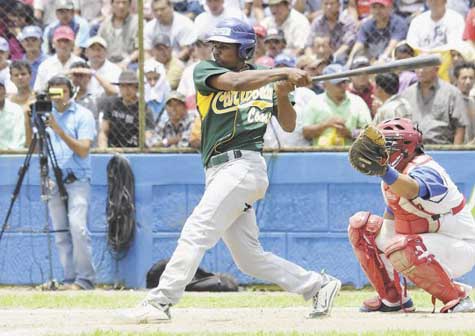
left=48, top=331, right=475, bottom=336
left=0, top=290, right=143, bottom=309
left=0, top=287, right=447, bottom=310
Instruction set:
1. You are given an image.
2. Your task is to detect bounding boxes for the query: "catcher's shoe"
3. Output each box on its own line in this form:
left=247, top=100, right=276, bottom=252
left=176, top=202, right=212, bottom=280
left=360, top=296, right=415, bottom=312
left=120, top=300, right=171, bottom=324
left=57, top=283, right=84, bottom=291
left=308, top=274, right=341, bottom=318
left=447, top=296, right=475, bottom=313
left=36, top=279, right=61, bottom=291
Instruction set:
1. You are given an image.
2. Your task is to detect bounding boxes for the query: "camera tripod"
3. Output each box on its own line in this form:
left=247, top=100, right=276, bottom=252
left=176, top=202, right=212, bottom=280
left=0, top=112, right=68, bottom=290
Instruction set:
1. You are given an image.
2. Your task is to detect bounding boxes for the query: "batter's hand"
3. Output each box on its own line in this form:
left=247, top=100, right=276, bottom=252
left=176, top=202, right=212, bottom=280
left=274, top=80, right=295, bottom=95
left=286, top=68, right=311, bottom=87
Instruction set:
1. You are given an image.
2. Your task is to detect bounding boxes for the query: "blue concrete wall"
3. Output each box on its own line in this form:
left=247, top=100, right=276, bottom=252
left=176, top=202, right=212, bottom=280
left=0, top=152, right=474, bottom=288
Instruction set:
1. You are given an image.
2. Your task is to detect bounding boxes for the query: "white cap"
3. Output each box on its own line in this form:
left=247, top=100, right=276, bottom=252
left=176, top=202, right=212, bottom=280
left=86, top=36, right=107, bottom=49
left=144, top=59, right=165, bottom=74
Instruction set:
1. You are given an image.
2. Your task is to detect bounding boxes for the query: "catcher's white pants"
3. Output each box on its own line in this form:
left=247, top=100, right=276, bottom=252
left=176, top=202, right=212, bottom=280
left=146, top=150, right=322, bottom=305
left=375, top=209, right=475, bottom=292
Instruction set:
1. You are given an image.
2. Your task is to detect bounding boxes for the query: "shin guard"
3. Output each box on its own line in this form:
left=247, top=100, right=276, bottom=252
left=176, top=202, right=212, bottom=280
left=348, top=211, right=400, bottom=303
left=385, top=235, right=466, bottom=311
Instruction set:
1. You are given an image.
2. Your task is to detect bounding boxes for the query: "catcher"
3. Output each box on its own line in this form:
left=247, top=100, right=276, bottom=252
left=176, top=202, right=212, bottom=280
left=348, top=117, right=475, bottom=313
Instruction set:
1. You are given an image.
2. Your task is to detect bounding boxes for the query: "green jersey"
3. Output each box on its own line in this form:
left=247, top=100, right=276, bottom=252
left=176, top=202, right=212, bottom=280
left=194, top=60, right=279, bottom=167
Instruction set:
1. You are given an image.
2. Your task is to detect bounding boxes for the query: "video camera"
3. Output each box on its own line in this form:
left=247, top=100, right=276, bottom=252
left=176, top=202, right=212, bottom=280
left=32, top=88, right=65, bottom=116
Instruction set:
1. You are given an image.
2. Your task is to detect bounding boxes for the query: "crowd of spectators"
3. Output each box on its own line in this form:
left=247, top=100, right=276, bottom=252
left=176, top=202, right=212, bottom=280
left=1, top=0, right=475, bottom=150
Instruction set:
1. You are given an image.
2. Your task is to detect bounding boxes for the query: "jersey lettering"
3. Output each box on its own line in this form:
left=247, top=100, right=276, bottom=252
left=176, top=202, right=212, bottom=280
left=211, top=86, right=273, bottom=114
left=247, top=107, right=272, bottom=124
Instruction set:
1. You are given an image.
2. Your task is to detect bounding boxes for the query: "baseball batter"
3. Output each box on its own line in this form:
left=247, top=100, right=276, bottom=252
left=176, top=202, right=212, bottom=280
left=348, top=118, right=475, bottom=313
left=124, top=18, right=341, bottom=323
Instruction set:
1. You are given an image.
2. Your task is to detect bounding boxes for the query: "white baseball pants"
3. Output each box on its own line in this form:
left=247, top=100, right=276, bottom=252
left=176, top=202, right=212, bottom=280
left=375, top=209, right=475, bottom=291
left=147, top=150, right=322, bottom=305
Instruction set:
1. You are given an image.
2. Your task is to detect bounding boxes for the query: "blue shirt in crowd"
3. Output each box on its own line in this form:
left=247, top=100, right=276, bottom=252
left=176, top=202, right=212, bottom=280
left=46, top=101, right=96, bottom=180
left=357, top=14, right=408, bottom=59
left=23, top=53, right=47, bottom=87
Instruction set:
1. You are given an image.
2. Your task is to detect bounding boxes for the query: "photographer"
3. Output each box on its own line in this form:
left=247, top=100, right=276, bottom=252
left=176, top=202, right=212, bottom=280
left=44, top=75, right=96, bottom=290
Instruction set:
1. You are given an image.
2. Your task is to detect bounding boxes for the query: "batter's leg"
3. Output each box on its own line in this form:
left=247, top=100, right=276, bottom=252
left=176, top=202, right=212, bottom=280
left=222, top=207, right=322, bottom=300
left=146, top=159, right=268, bottom=306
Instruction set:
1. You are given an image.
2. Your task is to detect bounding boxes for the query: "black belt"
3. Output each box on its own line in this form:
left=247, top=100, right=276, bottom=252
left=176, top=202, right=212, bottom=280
left=207, top=150, right=243, bottom=169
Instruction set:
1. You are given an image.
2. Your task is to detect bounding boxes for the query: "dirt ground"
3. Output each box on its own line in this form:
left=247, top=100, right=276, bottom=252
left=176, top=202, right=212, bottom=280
left=1, top=306, right=475, bottom=336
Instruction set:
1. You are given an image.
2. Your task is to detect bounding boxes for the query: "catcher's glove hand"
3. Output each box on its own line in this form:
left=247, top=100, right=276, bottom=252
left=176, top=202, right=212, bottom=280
left=348, top=125, right=389, bottom=176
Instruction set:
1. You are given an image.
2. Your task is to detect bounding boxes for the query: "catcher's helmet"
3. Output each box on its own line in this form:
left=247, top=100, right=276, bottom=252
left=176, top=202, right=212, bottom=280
left=206, top=18, right=256, bottom=60
left=377, top=118, right=423, bottom=171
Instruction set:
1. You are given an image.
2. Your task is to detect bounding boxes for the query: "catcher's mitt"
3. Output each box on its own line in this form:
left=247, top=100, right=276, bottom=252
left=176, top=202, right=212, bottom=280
left=348, top=125, right=389, bottom=176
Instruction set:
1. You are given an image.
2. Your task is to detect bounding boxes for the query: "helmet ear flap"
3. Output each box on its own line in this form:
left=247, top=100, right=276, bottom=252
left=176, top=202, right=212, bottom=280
left=240, top=45, right=255, bottom=60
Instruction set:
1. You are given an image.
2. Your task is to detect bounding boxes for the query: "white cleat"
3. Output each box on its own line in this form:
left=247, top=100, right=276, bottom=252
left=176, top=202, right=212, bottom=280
left=120, top=301, right=171, bottom=324
left=450, top=296, right=475, bottom=313
left=308, top=274, right=341, bottom=318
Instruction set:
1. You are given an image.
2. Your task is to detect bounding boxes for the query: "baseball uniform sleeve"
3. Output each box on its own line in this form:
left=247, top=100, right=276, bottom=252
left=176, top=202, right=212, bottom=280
left=193, top=60, right=230, bottom=95
left=409, top=166, right=448, bottom=200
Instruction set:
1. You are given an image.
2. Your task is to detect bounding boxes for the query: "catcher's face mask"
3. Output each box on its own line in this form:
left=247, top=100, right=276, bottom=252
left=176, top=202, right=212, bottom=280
left=378, top=118, right=423, bottom=171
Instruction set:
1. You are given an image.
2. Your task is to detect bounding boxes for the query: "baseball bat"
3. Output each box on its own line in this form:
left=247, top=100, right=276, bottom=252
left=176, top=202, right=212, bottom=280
left=311, top=55, right=441, bottom=82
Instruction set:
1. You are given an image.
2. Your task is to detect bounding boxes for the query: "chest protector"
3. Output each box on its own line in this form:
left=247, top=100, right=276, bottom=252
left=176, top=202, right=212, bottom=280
left=383, top=155, right=465, bottom=234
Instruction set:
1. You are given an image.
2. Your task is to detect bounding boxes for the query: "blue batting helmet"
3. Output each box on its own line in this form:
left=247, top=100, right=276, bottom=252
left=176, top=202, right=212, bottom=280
left=206, top=18, right=256, bottom=60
